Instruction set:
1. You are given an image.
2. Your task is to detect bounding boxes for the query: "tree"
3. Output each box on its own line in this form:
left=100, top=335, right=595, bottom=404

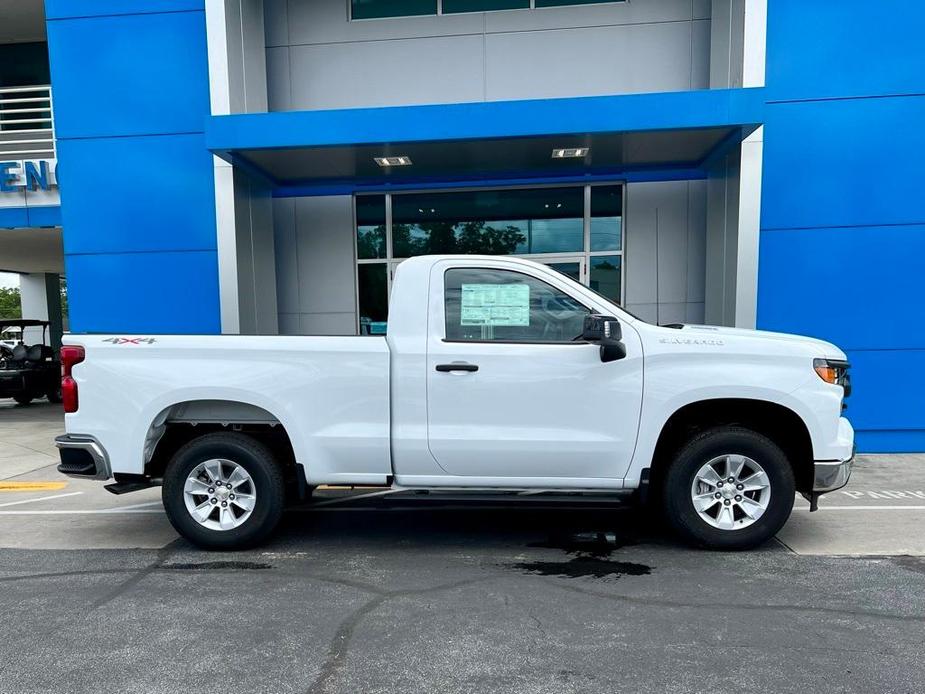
left=391, top=221, right=526, bottom=257
left=59, top=275, right=68, bottom=322
left=0, top=287, right=22, bottom=319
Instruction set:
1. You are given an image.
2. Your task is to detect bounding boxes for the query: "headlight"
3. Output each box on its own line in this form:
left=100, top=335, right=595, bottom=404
left=813, top=358, right=851, bottom=396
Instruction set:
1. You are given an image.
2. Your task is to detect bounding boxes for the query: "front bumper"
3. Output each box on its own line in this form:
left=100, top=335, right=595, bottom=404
left=55, top=434, right=111, bottom=480
left=813, top=451, right=854, bottom=493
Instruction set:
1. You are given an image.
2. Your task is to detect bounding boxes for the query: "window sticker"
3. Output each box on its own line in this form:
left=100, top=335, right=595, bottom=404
left=460, top=283, right=530, bottom=326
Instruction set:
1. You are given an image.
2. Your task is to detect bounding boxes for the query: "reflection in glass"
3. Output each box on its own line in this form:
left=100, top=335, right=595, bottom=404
left=358, top=264, right=388, bottom=334
left=590, top=185, right=622, bottom=252
left=352, top=0, right=436, bottom=19
left=545, top=261, right=581, bottom=283
left=356, top=195, right=386, bottom=259
left=535, top=0, right=622, bottom=6
left=391, top=188, right=584, bottom=258
left=589, top=256, right=622, bottom=303
left=443, top=0, right=529, bottom=12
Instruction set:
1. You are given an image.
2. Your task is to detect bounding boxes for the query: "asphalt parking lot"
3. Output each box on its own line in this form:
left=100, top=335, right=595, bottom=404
left=1, top=400, right=925, bottom=693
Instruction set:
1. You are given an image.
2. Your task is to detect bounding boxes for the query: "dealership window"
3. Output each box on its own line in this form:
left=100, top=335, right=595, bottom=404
left=351, top=0, right=436, bottom=19
left=350, top=0, right=625, bottom=20
left=356, top=195, right=387, bottom=259
left=443, top=1, right=529, bottom=13
left=534, top=0, right=622, bottom=7
left=356, top=183, right=623, bottom=333
left=445, top=268, right=590, bottom=342
left=390, top=187, right=584, bottom=258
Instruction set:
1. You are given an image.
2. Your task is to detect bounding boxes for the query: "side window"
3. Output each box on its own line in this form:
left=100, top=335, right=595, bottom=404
left=444, top=268, right=590, bottom=342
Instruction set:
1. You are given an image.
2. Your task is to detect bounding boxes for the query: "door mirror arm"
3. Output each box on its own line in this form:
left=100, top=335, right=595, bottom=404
left=581, top=315, right=627, bottom=363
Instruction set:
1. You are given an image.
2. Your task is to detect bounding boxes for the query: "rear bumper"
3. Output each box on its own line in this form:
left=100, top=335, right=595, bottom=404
left=55, top=434, right=111, bottom=481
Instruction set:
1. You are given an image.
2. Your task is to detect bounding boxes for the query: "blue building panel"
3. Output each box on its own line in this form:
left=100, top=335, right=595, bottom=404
left=46, top=0, right=218, bottom=334
left=844, top=349, right=925, bottom=431
left=64, top=250, right=220, bottom=335
left=46, top=9, right=210, bottom=139
left=56, top=134, right=217, bottom=255
left=766, top=0, right=925, bottom=102
left=207, top=88, right=765, bottom=153
left=855, top=430, right=925, bottom=456
left=757, top=224, right=925, bottom=352
left=762, top=95, right=925, bottom=231
left=845, top=349, right=925, bottom=454
left=759, top=0, right=925, bottom=452
left=26, top=205, right=63, bottom=227
left=45, top=0, right=204, bottom=20
left=0, top=206, right=62, bottom=228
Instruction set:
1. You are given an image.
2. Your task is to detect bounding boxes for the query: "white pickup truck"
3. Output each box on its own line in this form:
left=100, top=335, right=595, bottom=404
left=55, top=255, right=854, bottom=550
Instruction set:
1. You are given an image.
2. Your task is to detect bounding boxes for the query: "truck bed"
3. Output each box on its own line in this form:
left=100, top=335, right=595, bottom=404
left=64, top=334, right=392, bottom=484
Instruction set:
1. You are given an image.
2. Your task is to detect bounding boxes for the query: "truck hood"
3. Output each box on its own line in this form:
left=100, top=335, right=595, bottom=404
left=665, top=324, right=847, bottom=361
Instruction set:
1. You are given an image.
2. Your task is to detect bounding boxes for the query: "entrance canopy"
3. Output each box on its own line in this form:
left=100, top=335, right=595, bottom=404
left=0, top=227, right=63, bottom=274
left=206, top=88, right=765, bottom=193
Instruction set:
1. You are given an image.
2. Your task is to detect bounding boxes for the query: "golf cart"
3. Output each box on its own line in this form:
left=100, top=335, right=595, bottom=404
left=0, top=319, right=61, bottom=405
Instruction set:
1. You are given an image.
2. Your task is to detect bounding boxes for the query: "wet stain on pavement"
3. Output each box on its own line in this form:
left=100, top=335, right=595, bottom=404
left=515, top=556, right=651, bottom=579
left=892, top=556, right=925, bottom=576
left=163, top=561, right=273, bottom=571
left=515, top=531, right=651, bottom=579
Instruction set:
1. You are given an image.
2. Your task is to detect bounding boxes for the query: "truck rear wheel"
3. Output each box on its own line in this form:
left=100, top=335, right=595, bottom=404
left=162, top=432, right=285, bottom=550
left=662, top=426, right=795, bottom=550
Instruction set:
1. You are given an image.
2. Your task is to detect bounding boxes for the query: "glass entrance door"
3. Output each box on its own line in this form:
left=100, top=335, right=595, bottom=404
left=355, top=184, right=624, bottom=333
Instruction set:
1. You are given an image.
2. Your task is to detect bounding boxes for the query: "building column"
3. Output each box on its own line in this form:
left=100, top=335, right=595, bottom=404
left=705, top=0, right=766, bottom=327
left=19, top=273, right=63, bottom=349
left=206, top=0, right=274, bottom=334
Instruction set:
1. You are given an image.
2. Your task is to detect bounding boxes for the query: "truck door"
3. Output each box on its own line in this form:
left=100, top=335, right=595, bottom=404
left=425, top=260, right=643, bottom=483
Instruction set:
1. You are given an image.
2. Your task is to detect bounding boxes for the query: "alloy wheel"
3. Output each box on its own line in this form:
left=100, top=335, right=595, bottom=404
left=183, top=458, right=257, bottom=531
left=690, top=454, right=771, bottom=531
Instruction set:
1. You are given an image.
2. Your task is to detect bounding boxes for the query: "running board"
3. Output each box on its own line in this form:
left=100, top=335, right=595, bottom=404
left=309, top=487, right=637, bottom=508
left=104, top=475, right=161, bottom=495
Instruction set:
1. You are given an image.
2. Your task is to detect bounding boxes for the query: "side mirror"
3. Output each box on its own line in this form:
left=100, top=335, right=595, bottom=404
left=582, top=315, right=627, bottom=363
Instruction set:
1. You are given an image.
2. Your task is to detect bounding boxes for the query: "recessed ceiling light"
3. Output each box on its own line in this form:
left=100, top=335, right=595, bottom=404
left=552, top=148, right=590, bottom=159
left=375, top=156, right=412, bottom=167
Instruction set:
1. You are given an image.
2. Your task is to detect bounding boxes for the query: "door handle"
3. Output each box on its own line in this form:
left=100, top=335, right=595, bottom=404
left=435, top=362, right=479, bottom=373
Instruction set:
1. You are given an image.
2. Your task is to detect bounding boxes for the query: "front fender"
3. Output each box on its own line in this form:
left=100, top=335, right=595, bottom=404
left=625, top=354, right=827, bottom=487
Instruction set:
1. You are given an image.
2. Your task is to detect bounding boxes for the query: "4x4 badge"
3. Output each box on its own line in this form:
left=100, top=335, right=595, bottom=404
left=102, top=338, right=157, bottom=345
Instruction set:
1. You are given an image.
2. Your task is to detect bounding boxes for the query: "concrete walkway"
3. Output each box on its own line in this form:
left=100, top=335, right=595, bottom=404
left=0, top=400, right=62, bottom=480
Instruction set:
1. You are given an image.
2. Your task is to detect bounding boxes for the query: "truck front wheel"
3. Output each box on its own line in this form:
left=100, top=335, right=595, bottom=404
left=662, top=427, right=796, bottom=550
left=162, top=432, right=286, bottom=550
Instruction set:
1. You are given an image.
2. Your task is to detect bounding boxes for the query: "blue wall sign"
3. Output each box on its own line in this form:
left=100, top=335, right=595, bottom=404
left=0, top=160, right=58, bottom=193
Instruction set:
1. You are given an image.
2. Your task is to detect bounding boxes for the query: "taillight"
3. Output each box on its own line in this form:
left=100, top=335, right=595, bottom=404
left=60, top=345, right=85, bottom=413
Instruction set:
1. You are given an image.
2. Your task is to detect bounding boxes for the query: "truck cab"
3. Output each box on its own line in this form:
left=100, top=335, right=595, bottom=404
left=55, top=255, right=854, bottom=551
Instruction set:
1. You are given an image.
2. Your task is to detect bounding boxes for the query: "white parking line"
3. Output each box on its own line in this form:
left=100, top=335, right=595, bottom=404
left=795, top=505, right=925, bottom=511
left=0, top=492, right=83, bottom=508
left=107, top=500, right=163, bottom=512
left=0, top=509, right=163, bottom=515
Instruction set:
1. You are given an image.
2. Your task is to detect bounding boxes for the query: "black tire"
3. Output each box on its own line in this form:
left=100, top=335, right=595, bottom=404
left=13, top=394, right=32, bottom=406
left=162, top=432, right=286, bottom=550
left=46, top=386, right=62, bottom=404
left=662, top=426, right=795, bottom=550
